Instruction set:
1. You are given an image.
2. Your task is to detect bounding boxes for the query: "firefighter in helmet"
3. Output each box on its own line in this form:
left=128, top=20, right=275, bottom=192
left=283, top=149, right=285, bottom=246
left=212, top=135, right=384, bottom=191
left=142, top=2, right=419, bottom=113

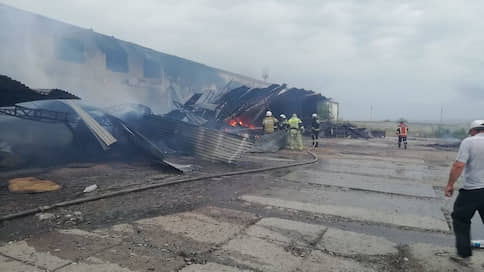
left=288, top=113, right=304, bottom=151
left=279, top=114, right=289, bottom=130
left=262, top=111, right=278, bottom=134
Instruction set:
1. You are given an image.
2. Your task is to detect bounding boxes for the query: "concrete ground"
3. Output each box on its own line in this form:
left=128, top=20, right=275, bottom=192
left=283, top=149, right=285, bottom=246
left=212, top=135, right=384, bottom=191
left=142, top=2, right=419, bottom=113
left=1, top=137, right=484, bottom=271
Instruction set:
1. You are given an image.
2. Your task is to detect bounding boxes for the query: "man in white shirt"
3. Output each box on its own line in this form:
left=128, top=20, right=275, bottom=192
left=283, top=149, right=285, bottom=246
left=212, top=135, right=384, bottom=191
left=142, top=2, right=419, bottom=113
left=445, top=120, right=484, bottom=263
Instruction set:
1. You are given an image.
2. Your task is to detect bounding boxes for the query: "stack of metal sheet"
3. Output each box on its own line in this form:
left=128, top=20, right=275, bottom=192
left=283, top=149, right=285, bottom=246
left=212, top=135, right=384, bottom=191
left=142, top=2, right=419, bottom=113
left=149, top=116, right=254, bottom=164
left=64, top=101, right=117, bottom=150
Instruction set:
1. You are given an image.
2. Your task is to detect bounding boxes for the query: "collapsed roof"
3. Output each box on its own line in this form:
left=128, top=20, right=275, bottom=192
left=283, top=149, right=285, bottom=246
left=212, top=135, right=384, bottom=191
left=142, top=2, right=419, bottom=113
left=0, top=75, right=80, bottom=107
left=167, top=84, right=329, bottom=129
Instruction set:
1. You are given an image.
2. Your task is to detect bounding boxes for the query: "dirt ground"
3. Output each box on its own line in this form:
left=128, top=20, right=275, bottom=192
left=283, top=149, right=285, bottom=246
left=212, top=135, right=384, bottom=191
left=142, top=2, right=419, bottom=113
left=1, top=136, right=484, bottom=271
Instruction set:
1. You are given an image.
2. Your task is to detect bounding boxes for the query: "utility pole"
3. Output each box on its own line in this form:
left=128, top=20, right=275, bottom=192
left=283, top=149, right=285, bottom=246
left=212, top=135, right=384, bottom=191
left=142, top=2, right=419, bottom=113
left=370, top=105, right=373, bottom=121
left=440, top=105, right=443, bottom=124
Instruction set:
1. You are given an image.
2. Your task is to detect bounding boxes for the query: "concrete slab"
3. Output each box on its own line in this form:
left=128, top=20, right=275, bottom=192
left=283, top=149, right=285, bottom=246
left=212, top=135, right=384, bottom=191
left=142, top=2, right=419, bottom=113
left=408, top=243, right=484, bottom=272
left=130, top=222, right=213, bottom=255
left=283, top=170, right=436, bottom=198
left=0, top=240, right=70, bottom=270
left=255, top=217, right=326, bottom=243
left=135, top=211, right=243, bottom=244
left=299, top=250, right=377, bottom=272
left=241, top=195, right=449, bottom=232
left=196, top=206, right=258, bottom=226
left=0, top=255, right=43, bottom=272
left=329, top=157, right=424, bottom=169
left=58, top=228, right=111, bottom=239
left=318, top=228, right=398, bottom=256
left=331, top=139, right=389, bottom=148
left=92, top=223, right=136, bottom=240
left=26, top=229, right=121, bottom=262
left=180, top=262, right=253, bottom=272
left=91, top=242, right=185, bottom=272
left=219, top=235, right=303, bottom=272
left=260, top=186, right=443, bottom=219
left=57, top=256, right=133, bottom=272
left=321, top=159, right=426, bottom=181
left=337, top=153, right=425, bottom=164
left=245, top=225, right=294, bottom=245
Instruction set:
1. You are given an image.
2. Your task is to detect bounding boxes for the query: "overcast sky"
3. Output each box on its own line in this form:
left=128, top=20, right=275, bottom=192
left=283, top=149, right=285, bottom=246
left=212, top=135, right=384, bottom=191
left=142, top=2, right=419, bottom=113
left=2, top=0, right=484, bottom=121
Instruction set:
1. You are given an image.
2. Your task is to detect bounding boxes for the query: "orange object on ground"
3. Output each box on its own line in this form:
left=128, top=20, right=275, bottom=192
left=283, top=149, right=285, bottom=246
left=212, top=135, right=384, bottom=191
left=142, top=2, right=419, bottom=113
left=8, top=177, right=61, bottom=193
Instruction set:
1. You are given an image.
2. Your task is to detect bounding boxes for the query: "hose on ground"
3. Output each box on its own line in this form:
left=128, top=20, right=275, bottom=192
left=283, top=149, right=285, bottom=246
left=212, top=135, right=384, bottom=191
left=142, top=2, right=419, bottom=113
left=0, top=151, right=318, bottom=222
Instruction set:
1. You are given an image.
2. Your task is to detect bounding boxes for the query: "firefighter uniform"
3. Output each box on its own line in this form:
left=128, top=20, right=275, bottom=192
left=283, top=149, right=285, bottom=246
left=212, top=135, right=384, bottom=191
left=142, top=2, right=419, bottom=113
left=262, top=116, right=278, bottom=134
left=396, top=122, right=408, bottom=149
left=288, top=114, right=304, bottom=151
left=279, top=114, right=289, bottom=130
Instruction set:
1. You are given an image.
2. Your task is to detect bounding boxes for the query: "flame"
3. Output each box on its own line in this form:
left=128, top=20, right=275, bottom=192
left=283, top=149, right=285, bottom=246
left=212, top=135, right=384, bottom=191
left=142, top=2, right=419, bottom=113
left=227, top=118, right=256, bottom=129
left=229, top=119, right=238, bottom=127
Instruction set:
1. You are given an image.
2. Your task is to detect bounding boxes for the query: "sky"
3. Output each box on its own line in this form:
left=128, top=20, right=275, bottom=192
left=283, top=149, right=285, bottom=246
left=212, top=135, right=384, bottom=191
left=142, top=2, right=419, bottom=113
left=2, top=0, right=484, bottom=121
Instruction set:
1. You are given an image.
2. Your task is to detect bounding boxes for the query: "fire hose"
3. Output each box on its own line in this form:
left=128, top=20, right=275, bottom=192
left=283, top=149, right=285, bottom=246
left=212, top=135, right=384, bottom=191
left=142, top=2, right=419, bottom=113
left=0, top=151, right=318, bottom=222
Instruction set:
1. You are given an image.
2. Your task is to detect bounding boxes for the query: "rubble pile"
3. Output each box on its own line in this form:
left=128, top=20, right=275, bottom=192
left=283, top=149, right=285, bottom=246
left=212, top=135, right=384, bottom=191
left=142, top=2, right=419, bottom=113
left=126, top=115, right=254, bottom=164
left=320, top=122, right=372, bottom=139
left=0, top=76, right=257, bottom=170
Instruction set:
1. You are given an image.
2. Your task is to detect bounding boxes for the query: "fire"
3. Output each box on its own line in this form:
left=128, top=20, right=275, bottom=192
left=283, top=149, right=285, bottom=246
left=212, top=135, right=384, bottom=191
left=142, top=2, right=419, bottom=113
left=227, top=118, right=256, bottom=129
left=229, top=119, right=238, bottom=127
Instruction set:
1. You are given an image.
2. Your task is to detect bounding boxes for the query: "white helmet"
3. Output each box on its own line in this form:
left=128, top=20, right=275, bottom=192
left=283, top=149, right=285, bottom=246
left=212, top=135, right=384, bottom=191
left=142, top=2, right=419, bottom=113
left=280, top=114, right=286, bottom=119
left=266, top=111, right=272, bottom=117
left=470, top=120, right=484, bottom=130
left=312, top=113, right=318, bottom=118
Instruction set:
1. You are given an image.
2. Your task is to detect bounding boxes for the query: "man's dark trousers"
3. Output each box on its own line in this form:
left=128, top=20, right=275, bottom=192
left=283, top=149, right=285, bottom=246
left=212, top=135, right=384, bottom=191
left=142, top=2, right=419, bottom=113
left=452, top=188, right=484, bottom=257
left=311, top=130, right=319, bottom=148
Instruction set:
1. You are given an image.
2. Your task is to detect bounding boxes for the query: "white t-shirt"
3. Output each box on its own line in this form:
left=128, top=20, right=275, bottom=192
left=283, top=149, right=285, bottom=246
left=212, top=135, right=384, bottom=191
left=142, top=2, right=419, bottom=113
left=456, top=133, right=484, bottom=190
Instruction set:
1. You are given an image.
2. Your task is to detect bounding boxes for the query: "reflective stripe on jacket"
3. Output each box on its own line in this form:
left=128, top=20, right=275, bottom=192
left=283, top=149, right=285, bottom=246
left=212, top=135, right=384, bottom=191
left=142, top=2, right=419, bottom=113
left=288, top=117, right=302, bottom=129
left=397, top=125, right=408, bottom=136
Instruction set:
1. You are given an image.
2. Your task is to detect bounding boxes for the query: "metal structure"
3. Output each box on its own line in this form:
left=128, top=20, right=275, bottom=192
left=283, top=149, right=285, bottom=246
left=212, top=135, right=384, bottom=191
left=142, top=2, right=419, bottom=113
left=0, top=105, right=75, bottom=123
left=119, top=122, right=183, bottom=173
left=150, top=116, right=254, bottom=164
left=64, top=101, right=117, bottom=150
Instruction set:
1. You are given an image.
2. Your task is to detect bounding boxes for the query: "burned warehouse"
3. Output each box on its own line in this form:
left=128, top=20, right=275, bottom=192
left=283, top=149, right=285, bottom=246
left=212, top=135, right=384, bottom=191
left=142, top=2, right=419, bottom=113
left=2, top=2, right=476, bottom=271
left=0, top=3, right=355, bottom=173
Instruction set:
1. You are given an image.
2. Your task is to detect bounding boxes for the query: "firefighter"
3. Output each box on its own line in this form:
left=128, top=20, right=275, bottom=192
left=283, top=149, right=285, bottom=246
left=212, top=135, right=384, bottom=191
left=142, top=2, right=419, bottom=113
left=396, top=121, right=408, bottom=149
left=311, top=113, right=321, bottom=148
left=279, top=114, right=289, bottom=130
left=262, top=111, right=278, bottom=134
left=288, top=113, right=304, bottom=151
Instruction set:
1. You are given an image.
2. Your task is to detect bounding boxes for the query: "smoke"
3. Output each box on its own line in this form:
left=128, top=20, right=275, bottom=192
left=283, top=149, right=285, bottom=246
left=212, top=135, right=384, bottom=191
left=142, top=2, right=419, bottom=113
left=459, top=84, right=484, bottom=101
left=0, top=4, right=265, bottom=115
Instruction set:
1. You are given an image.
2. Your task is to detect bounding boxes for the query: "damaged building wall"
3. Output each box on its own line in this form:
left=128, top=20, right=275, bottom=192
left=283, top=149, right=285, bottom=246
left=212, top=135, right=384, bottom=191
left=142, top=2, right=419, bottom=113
left=0, top=4, right=266, bottom=114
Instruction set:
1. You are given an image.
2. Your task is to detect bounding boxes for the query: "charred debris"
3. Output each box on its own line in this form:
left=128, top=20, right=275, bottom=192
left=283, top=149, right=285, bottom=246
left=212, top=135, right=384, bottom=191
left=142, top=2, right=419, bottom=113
left=166, top=83, right=371, bottom=139
left=0, top=75, right=369, bottom=173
